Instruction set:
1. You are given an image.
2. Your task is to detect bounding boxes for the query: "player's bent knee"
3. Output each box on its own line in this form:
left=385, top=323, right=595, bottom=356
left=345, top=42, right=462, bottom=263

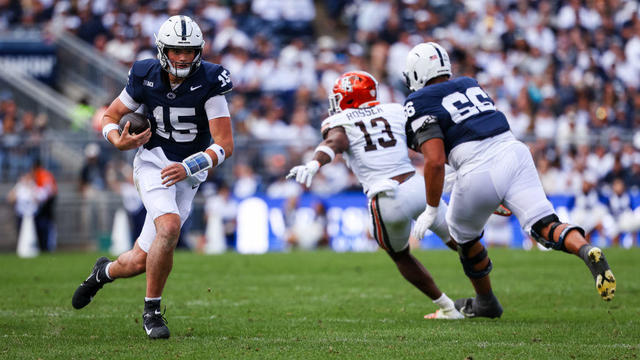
left=155, top=214, right=181, bottom=240
left=133, top=257, right=147, bottom=274
left=129, top=246, right=148, bottom=274
left=530, top=214, right=585, bottom=253
left=458, top=236, right=492, bottom=279
left=388, top=247, right=410, bottom=262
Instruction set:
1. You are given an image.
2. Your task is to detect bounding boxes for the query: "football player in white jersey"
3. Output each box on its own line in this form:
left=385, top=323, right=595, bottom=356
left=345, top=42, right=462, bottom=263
left=403, top=42, right=615, bottom=318
left=287, top=71, right=463, bottom=320
left=72, top=16, right=234, bottom=338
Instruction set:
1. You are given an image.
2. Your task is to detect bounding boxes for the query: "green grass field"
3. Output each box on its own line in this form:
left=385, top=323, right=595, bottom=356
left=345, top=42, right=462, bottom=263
left=0, top=248, right=638, bottom=359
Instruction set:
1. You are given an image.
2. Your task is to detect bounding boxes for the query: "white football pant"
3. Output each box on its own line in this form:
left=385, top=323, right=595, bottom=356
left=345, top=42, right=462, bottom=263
left=133, top=147, right=206, bottom=252
left=368, top=174, right=450, bottom=253
left=447, top=140, right=555, bottom=244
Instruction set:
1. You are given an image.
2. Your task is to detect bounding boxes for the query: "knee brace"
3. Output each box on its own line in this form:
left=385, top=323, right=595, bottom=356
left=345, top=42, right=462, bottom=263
left=530, top=214, right=585, bottom=253
left=457, top=234, right=492, bottom=279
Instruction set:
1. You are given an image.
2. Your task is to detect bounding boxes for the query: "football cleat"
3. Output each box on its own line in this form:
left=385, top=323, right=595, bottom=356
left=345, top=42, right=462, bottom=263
left=143, top=308, right=170, bottom=339
left=493, top=204, right=512, bottom=217
left=586, top=247, right=616, bottom=301
left=454, top=296, right=503, bottom=319
left=72, top=257, right=112, bottom=309
left=424, top=307, right=465, bottom=320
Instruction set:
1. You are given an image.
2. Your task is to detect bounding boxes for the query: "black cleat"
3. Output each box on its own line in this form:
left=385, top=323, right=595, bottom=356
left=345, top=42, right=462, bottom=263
left=143, top=308, right=170, bottom=339
left=72, top=257, right=112, bottom=309
left=583, top=247, right=616, bottom=301
left=454, top=296, right=503, bottom=319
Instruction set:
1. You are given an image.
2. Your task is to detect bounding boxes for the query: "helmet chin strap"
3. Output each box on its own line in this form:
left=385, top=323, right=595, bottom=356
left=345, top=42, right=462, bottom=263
left=167, top=61, right=191, bottom=78
left=165, top=52, right=202, bottom=78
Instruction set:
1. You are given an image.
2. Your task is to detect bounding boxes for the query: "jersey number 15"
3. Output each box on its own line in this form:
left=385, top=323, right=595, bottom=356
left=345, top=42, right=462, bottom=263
left=153, top=106, right=197, bottom=142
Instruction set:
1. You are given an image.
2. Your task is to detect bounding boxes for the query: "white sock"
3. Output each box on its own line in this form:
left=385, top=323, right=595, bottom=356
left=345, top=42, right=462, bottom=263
left=104, top=262, right=113, bottom=280
left=145, top=297, right=162, bottom=302
left=433, top=293, right=455, bottom=310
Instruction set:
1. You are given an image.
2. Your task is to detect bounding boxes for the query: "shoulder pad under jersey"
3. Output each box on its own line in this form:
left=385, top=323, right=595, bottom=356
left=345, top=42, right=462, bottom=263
left=130, top=59, right=158, bottom=78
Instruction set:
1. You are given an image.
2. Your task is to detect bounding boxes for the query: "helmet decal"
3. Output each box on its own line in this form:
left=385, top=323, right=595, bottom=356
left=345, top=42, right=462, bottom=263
left=403, top=42, right=452, bottom=92
left=328, top=71, right=380, bottom=115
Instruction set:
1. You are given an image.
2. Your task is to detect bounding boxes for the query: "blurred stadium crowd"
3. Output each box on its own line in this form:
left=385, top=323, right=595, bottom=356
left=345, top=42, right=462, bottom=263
left=2, top=0, right=640, bottom=248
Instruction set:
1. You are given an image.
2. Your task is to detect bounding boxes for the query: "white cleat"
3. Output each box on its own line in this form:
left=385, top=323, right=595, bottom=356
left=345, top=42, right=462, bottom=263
left=493, top=204, right=512, bottom=216
left=424, top=307, right=465, bottom=320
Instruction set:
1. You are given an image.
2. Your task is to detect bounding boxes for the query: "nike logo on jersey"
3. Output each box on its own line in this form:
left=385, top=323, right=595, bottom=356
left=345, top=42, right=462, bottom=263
left=190, top=85, right=202, bottom=91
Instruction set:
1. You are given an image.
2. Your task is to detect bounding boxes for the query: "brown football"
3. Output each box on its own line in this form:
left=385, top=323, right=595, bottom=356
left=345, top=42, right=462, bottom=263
left=118, top=112, right=150, bottom=135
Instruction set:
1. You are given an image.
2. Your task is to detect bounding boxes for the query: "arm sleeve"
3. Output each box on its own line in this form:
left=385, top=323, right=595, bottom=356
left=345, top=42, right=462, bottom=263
left=406, top=111, right=444, bottom=148
left=320, top=118, right=332, bottom=139
left=118, top=88, right=141, bottom=112
left=414, top=122, right=444, bottom=148
left=205, top=95, right=231, bottom=120
left=124, top=66, right=144, bottom=104
left=320, top=114, right=350, bottom=139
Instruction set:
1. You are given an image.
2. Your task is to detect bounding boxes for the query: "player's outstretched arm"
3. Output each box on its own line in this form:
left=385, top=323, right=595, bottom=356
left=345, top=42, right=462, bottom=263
left=102, top=98, right=151, bottom=151
left=287, top=127, right=349, bottom=187
left=412, top=138, right=446, bottom=239
left=420, top=138, right=446, bottom=207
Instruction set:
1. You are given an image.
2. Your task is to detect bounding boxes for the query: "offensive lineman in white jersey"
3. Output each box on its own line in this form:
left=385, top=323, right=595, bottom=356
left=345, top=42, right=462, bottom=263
left=287, top=71, right=463, bottom=319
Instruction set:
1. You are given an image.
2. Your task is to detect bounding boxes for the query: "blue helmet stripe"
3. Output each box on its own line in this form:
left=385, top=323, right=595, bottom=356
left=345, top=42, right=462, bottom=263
left=433, top=45, right=445, bottom=67
left=180, top=16, right=186, bottom=40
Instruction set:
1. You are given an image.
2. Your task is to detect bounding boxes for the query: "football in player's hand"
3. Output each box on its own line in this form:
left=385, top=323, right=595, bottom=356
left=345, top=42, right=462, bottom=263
left=118, top=112, right=150, bottom=135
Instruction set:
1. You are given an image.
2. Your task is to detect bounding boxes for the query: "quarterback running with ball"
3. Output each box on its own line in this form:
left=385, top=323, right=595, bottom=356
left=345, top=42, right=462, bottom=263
left=288, top=71, right=464, bottom=320
left=72, top=15, right=233, bottom=339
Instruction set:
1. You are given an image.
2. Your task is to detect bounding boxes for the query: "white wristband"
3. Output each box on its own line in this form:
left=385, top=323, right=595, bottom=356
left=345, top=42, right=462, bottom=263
left=315, top=145, right=335, bottom=162
left=102, top=123, right=120, bottom=144
left=207, top=144, right=226, bottom=167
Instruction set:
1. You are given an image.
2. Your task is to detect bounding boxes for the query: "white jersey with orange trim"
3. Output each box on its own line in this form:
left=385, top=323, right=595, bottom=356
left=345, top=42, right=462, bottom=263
left=320, top=103, right=415, bottom=196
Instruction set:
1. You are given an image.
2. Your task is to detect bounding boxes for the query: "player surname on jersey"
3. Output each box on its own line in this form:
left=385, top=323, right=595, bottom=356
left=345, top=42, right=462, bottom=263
left=343, top=106, right=383, bottom=120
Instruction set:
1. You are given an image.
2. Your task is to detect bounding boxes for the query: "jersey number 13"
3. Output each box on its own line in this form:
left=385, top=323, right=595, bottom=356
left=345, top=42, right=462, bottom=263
left=355, top=117, right=397, bottom=152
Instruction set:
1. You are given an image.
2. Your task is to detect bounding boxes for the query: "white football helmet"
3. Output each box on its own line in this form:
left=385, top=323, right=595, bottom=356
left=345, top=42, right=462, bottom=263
left=403, top=42, right=451, bottom=92
left=155, top=15, right=205, bottom=78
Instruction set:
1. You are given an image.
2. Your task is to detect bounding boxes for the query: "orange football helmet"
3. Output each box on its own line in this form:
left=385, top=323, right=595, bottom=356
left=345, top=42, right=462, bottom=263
left=328, top=71, right=380, bottom=115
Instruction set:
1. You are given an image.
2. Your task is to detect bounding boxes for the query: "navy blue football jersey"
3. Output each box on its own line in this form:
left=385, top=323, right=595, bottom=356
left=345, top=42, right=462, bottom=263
left=404, top=77, right=509, bottom=155
left=125, top=59, right=232, bottom=161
